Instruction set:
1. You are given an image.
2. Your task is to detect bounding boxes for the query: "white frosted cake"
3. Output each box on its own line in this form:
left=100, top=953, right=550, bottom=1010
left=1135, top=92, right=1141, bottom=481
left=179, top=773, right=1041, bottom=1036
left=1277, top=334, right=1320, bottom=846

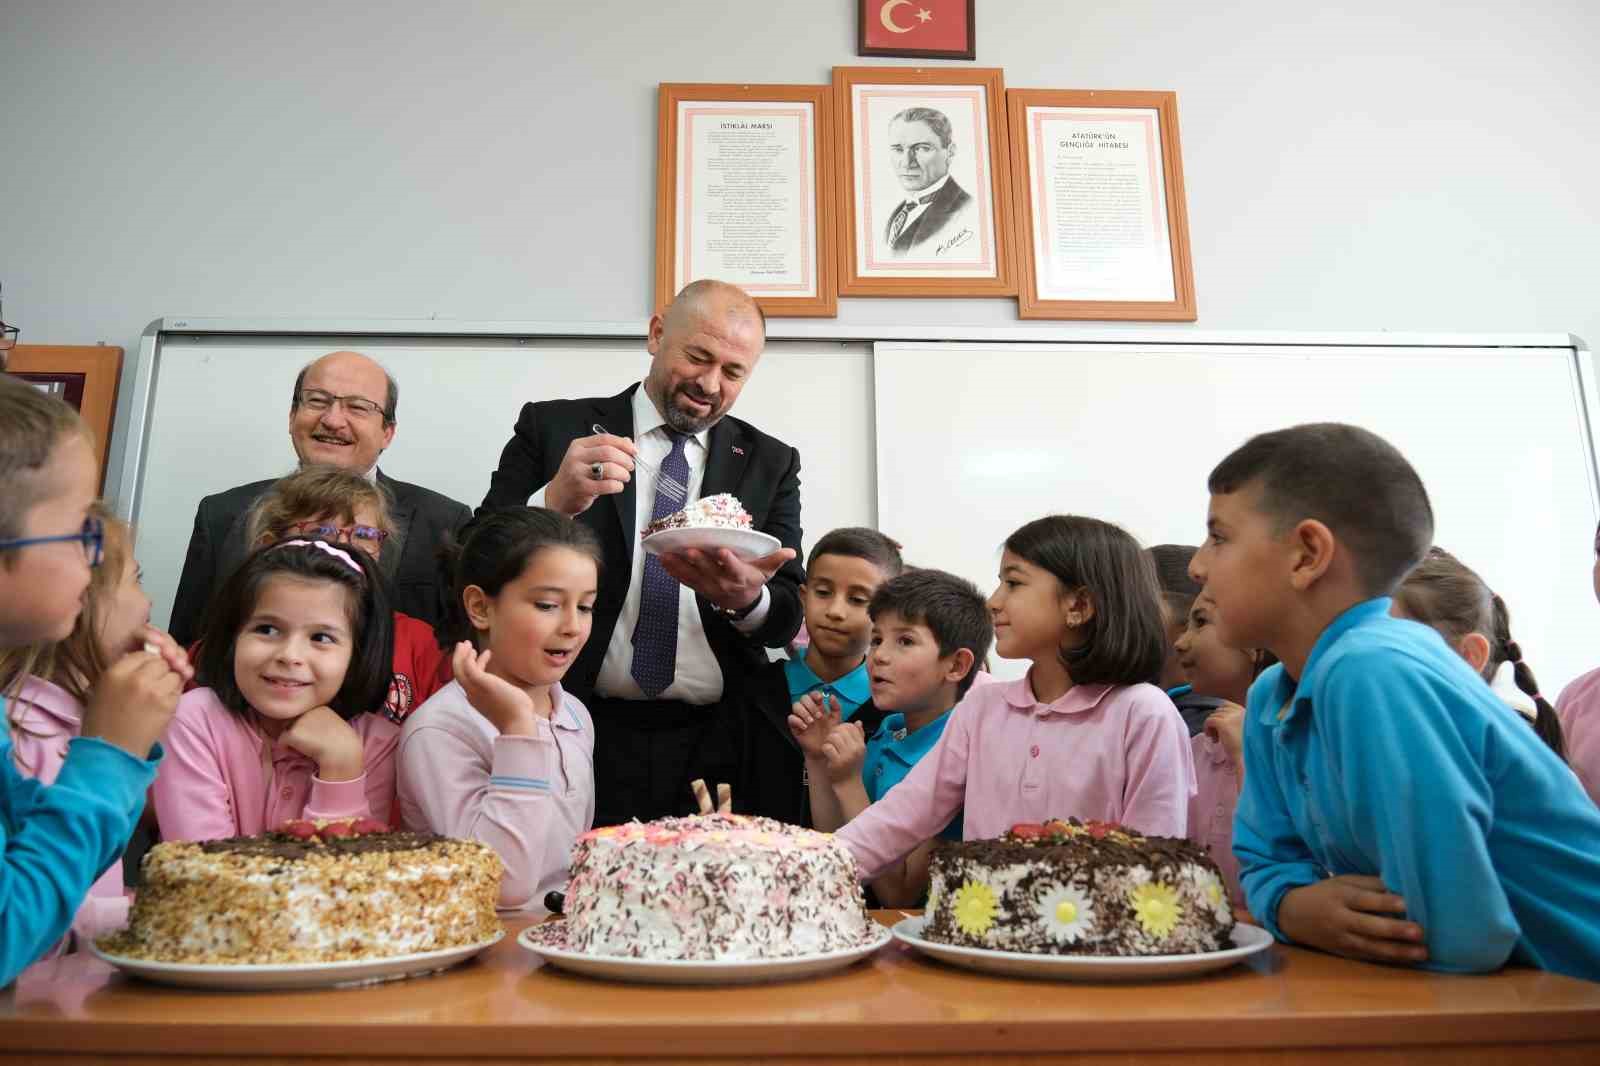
left=561, top=814, right=873, bottom=960
left=98, top=819, right=503, bottom=964
left=641, top=493, right=752, bottom=538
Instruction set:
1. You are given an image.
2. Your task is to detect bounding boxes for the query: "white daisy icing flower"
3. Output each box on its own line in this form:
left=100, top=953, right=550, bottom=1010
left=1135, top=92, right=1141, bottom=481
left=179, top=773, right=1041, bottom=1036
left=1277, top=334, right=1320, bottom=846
left=1037, top=883, right=1096, bottom=944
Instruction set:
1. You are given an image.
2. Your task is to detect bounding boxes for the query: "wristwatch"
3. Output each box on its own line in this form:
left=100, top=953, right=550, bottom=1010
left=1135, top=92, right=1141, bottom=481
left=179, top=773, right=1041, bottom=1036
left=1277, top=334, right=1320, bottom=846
left=717, top=594, right=761, bottom=622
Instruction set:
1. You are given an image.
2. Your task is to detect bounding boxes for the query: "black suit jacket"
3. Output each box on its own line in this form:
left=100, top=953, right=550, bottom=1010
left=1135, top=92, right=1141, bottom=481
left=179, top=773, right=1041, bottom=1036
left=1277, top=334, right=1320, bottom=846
left=886, top=177, right=974, bottom=255
left=479, top=384, right=806, bottom=703
left=168, top=470, right=471, bottom=645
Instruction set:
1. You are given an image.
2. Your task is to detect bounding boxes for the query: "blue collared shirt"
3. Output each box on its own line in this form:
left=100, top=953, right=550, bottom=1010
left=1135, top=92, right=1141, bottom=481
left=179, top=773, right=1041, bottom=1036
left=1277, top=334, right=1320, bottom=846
left=1235, top=598, right=1600, bottom=979
left=863, top=710, right=963, bottom=840
left=784, top=655, right=871, bottom=722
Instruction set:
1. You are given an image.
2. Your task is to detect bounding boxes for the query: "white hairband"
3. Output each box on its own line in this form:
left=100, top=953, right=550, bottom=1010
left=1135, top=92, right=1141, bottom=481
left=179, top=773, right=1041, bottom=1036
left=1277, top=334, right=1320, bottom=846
left=274, top=538, right=364, bottom=575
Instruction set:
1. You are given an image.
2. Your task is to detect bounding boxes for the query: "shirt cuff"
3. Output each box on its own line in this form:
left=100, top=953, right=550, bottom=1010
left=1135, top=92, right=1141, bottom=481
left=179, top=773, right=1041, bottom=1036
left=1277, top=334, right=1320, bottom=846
left=730, top=585, right=772, bottom=634
left=490, top=731, right=557, bottom=794
left=306, top=773, right=369, bottom=819
left=529, top=484, right=549, bottom=509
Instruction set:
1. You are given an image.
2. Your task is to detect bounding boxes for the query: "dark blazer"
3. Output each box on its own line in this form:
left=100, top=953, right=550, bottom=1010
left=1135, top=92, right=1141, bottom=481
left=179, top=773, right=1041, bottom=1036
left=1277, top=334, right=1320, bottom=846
left=479, top=384, right=806, bottom=702
left=168, top=470, right=471, bottom=646
left=886, top=177, right=974, bottom=256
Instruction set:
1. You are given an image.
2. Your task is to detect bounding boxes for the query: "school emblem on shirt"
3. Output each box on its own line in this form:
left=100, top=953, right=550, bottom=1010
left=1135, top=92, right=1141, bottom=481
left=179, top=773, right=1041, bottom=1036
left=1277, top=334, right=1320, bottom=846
left=383, top=673, right=415, bottom=724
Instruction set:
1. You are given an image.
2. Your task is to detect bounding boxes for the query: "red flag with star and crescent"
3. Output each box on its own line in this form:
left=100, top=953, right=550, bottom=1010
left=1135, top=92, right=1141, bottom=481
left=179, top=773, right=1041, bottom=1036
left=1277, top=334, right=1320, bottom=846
left=861, top=0, right=972, bottom=55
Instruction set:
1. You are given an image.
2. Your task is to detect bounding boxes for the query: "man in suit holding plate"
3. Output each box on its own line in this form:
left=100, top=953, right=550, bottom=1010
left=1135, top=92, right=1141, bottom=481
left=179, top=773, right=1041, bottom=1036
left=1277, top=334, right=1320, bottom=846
left=481, top=280, right=805, bottom=826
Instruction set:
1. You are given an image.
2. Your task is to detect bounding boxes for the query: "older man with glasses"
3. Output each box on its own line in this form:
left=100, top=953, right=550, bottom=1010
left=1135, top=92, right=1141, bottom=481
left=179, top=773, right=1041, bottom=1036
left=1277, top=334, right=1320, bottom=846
left=168, top=350, right=470, bottom=644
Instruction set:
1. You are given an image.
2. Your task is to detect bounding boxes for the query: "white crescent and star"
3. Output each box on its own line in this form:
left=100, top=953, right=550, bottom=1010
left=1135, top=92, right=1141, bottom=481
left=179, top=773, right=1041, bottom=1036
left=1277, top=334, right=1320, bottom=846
left=880, top=0, right=933, bottom=34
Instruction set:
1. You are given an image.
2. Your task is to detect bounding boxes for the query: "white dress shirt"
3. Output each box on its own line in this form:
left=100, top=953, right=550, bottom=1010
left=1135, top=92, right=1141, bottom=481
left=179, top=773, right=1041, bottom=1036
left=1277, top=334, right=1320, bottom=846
left=531, top=384, right=770, bottom=704
left=898, top=173, right=952, bottom=234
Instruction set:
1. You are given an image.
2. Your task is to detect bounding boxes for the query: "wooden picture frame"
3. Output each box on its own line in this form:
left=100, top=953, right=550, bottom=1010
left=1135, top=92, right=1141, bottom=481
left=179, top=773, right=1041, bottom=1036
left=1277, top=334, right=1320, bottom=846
left=655, top=83, right=837, bottom=317
left=857, top=0, right=976, bottom=61
left=6, top=344, right=124, bottom=489
left=1006, top=89, right=1196, bottom=320
left=834, top=66, right=1015, bottom=297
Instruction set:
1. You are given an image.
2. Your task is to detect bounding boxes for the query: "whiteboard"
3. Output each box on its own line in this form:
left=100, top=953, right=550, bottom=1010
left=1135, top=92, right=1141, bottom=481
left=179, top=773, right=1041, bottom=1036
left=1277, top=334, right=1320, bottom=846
left=875, top=341, right=1600, bottom=693
left=131, top=334, right=874, bottom=632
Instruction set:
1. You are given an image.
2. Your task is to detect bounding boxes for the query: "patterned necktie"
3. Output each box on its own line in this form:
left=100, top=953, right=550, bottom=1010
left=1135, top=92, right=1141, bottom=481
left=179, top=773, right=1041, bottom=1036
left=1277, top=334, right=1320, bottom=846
left=889, top=190, right=937, bottom=244
left=630, top=430, right=692, bottom=698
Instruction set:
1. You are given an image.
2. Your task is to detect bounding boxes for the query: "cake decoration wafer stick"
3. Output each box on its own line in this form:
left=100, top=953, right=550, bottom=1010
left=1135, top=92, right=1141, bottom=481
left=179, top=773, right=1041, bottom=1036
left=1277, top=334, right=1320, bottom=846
left=691, top=778, right=713, bottom=815
left=715, top=782, right=732, bottom=813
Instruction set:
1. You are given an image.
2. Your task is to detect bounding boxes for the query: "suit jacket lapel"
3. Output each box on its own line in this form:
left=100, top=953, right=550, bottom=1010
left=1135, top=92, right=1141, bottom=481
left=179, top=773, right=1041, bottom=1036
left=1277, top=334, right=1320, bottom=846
left=703, top=419, right=750, bottom=499
left=376, top=470, right=411, bottom=584
left=592, top=387, right=639, bottom=562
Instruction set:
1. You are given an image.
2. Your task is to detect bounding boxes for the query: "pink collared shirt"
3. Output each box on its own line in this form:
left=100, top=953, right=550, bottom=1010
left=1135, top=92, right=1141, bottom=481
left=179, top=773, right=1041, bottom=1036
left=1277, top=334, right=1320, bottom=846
left=396, top=681, right=594, bottom=913
left=5, top=676, right=131, bottom=954
left=1557, top=667, right=1600, bottom=809
left=1187, top=732, right=1243, bottom=906
left=152, top=688, right=400, bottom=842
left=836, top=674, right=1195, bottom=879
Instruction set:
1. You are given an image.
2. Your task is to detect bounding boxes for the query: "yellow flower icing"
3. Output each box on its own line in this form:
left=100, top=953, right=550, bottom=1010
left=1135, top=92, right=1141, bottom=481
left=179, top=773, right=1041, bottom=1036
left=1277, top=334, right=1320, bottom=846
left=1130, top=881, right=1183, bottom=939
left=952, top=880, right=999, bottom=936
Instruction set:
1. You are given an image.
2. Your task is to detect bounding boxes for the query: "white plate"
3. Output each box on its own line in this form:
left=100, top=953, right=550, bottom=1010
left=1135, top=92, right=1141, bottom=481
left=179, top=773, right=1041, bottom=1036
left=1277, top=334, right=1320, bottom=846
left=891, top=917, right=1274, bottom=982
left=89, top=931, right=504, bottom=991
left=518, top=922, right=891, bottom=985
left=640, top=526, right=781, bottom=561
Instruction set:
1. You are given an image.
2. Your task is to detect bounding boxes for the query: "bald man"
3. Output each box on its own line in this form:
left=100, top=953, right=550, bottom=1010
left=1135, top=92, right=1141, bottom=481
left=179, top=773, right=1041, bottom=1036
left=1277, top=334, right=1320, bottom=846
left=168, top=351, right=471, bottom=644
left=481, top=280, right=806, bottom=827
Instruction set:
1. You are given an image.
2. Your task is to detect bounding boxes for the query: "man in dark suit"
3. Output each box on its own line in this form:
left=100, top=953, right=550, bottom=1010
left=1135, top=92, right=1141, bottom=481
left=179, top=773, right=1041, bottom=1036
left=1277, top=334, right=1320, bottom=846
left=168, top=350, right=470, bottom=645
left=883, top=105, right=976, bottom=257
left=481, top=280, right=805, bottom=826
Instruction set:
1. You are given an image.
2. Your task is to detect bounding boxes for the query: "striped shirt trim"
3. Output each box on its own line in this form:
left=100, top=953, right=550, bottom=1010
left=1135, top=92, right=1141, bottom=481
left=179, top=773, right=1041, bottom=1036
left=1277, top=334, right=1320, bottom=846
left=490, top=775, right=551, bottom=791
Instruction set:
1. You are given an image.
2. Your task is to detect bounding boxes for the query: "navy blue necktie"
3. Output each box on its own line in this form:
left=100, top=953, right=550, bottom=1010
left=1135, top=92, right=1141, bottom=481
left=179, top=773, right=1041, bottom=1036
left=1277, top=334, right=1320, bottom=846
left=631, top=431, right=691, bottom=697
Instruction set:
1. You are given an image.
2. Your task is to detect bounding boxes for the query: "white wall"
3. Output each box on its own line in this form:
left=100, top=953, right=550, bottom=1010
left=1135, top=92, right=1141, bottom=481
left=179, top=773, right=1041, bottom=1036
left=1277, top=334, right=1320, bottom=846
left=2, top=1, right=1596, bottom=349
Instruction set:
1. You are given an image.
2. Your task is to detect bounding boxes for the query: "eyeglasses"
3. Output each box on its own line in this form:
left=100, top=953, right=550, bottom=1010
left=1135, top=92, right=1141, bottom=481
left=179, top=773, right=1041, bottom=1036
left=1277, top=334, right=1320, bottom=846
left=288, top=521, right=390, bottom=547
left=296, top=388, right=386, bottom=420
left=0, top=515, right=105, bottom=567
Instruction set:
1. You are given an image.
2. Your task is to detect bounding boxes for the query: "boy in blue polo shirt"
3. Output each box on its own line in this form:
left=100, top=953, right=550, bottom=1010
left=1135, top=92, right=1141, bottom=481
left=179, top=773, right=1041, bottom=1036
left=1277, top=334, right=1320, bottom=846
left=791, top=569, right=992, bottom=905
left=1191, top=422, right=1600, bottom=980
left=736, top=528, right=902, bottom=825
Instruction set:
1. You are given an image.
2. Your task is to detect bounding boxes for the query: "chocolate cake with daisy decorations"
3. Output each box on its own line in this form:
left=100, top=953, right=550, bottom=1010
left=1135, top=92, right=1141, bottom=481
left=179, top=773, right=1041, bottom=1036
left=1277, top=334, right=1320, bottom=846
left=923, top=819, right=1234, bottom=956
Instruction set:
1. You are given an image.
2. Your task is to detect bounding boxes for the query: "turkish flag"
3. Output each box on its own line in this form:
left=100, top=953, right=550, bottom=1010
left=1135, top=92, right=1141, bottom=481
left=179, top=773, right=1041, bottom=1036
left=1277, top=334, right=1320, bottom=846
left=861, top=0, right=972, bottom=55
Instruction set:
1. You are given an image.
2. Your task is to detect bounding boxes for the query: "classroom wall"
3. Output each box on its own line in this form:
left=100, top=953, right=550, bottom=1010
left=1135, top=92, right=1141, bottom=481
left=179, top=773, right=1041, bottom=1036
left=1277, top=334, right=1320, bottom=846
left=1, top=1, right=1596, bottom=354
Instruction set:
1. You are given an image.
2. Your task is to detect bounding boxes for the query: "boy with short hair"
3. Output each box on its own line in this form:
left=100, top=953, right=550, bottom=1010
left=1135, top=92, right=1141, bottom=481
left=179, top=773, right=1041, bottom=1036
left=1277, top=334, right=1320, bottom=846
left=736, top=528, right=902, bottom=825
left=791, top=568, right=992, bottom=906
left=1148, top=543, right=1226, bottom=734
left=1191, top=421, right=1600, bottom=980
left=0, top=375, right=190, bottom=984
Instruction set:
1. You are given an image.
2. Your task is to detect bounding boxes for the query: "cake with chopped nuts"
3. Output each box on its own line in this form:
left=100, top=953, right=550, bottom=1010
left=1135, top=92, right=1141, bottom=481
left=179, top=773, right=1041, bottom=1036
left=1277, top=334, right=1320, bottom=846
left=560, top=814, right=873, bottom=960
left=97, top=819, right=503, bottom=964
left=923, top=819, right=1235, bottom=956
left=640, top=493, right=752, bottom=538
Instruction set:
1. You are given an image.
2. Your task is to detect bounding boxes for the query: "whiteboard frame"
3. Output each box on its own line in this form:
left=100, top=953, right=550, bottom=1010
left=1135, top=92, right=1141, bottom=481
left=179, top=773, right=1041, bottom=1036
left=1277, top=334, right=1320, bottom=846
left=108, top=316, right=1595, bottom=526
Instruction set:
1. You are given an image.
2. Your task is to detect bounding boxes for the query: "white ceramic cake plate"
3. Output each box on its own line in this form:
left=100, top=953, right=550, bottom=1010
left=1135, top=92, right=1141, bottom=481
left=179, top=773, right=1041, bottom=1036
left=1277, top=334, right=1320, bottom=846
left=89, top=931, right=504, bottom=991
left=518, top=922, right=891, bottom=985
left=891, top=917, right=1274, bottom=982
left=641, top=527, right=782, bottom=561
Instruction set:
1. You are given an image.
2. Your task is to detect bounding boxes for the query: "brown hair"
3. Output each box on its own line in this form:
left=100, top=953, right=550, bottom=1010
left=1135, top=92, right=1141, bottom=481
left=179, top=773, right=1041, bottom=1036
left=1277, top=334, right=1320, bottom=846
left=1395, top=548, right=1564, bottom=759
left=0, top=374, right=88, bottom=543
left=1, top=504, right=132, bottom=745
left=244, top=466, right=394, bottom=549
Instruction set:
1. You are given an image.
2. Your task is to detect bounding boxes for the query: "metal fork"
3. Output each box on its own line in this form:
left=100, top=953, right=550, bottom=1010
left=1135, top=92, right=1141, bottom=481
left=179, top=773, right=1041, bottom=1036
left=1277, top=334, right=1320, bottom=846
left=591, top=423, right=689, bottom=503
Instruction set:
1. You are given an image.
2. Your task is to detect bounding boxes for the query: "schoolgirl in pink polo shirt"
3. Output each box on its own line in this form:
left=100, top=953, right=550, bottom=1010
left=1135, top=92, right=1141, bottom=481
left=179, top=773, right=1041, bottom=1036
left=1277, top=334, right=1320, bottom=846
left=153, top=539, right=399, bottom=841
left=838, top=515, right=1196, bottom=880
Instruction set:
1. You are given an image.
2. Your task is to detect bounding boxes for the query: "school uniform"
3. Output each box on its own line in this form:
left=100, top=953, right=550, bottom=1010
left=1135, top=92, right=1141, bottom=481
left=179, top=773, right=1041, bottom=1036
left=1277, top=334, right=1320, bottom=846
left=1167, top=683, right=1228, bottom=736
left=1187, top=731, right=1242, bottom=906
left=153, top=688, right=401, bottom=842
left=838, top=675, right=1195, bottom=879
left=0, top=696, right=160, bottom=986
left=1555, top=667, right=1600, bottom=809
left=397, top=681, right=593, bottom=912
left=863, top=710, right=963, bottom=840
left=1235, top=598, right=1600, bottom=980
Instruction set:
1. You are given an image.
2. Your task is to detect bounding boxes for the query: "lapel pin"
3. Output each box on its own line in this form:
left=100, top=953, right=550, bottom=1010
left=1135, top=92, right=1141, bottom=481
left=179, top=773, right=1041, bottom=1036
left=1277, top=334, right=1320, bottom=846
left=732, top=445, right=745, bottom=456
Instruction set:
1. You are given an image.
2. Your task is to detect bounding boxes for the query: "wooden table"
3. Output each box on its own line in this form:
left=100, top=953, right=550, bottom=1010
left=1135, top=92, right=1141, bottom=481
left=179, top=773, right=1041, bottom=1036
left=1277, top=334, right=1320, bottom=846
left=3, top=913, right=1599, bottom=1064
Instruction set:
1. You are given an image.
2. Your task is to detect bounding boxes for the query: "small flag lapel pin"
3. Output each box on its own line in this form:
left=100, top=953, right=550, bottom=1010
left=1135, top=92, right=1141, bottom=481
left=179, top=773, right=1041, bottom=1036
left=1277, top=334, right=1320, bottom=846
left=732, top=445, right=745, bottom=456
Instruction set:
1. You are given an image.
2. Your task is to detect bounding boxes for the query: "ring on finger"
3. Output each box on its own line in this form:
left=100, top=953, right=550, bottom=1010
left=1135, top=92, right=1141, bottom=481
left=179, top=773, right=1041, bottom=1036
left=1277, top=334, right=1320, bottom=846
left=589, top=462, right=605, bottom=481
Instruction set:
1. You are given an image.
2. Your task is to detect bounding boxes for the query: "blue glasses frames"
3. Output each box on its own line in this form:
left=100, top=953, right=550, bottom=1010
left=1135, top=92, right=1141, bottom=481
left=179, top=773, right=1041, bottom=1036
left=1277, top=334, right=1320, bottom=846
left=0, top=516, right=105, bottom=567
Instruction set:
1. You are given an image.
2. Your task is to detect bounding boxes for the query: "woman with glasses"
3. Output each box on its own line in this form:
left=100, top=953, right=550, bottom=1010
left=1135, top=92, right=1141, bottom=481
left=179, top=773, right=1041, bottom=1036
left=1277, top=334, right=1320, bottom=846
left=238, top=467, right=451, bottom=724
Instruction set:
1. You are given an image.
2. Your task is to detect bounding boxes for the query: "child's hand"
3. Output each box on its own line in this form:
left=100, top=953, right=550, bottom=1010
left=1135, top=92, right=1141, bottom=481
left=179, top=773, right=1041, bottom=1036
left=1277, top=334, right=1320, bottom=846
left=820, top=720, right=866, bottom=784
left=1277, top=874, right=1427, bottom=964
left=138, top=626, right=194, bottom=684
left=452, top=641, right=543, bottom=735
left=787, top=691, right=841, bottom=759
left=1204, top=703, right=1246, bottom=772
left=81, top=646, right=186, bottom=759
left=281, top=706, right=364, bottom=782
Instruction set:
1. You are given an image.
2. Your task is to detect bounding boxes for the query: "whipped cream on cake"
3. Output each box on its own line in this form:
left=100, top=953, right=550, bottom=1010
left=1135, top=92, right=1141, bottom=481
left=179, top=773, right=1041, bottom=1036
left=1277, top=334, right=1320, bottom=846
left=923, top=818, right=1235, bottom=956
left=561, top=813, right=872, bottom=960
left=99, top=819, right=503, bottom=964
left=641, top=493, right=753, bottom=539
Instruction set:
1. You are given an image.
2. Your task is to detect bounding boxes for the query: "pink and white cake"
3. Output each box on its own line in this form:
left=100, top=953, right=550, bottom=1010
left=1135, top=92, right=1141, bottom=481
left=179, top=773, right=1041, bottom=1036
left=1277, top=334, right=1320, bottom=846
left=561, top=814, right=873, bottom=960
left=641, top=493, right=753, bottom=539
